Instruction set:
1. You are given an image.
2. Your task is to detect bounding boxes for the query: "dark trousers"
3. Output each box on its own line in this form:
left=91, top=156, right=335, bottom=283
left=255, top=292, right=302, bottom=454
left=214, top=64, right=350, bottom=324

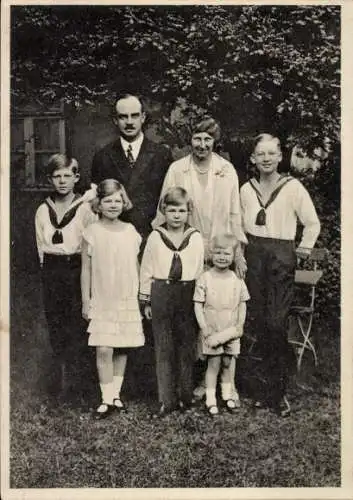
left=42, top=254, right=93, bottom=393
left=151, top=280, right=197, bottom=409
left=245, top=235, right=296, bottom=405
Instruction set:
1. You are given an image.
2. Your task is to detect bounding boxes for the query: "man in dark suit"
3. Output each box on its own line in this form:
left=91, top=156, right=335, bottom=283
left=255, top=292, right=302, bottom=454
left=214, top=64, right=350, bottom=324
left=91, top=93, right=172, bottom=239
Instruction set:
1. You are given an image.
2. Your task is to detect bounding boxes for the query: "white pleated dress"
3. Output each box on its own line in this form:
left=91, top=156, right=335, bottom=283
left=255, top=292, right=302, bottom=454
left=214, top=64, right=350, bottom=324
left=83, top=221, right=144, bottom=348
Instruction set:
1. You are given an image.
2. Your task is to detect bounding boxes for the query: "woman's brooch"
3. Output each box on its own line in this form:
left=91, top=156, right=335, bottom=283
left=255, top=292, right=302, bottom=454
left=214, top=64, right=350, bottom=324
left=214, top=165, right=226, bottom=178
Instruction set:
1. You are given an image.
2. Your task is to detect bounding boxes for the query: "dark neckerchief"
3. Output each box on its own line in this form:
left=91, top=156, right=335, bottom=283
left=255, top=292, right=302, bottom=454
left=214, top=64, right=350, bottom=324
left=155, top=223, right=199, bottom=281
left=249, top=174, right=293, bottom=226
left=45, top=194, right=83, bottom=244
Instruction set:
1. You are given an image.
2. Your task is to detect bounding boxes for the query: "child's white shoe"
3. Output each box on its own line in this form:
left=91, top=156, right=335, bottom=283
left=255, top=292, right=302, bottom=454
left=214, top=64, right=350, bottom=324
left=112, top=398, right=126, bottom=411
left=93, top=403, right=115, bottom=420
left=206, top=405, right=219, bottom=417
left=222, top=398, right=240, bottom=413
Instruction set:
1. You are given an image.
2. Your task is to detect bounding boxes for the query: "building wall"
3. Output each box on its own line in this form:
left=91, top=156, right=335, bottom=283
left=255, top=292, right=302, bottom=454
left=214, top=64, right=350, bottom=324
left=67, top=103, right=116, bottom=188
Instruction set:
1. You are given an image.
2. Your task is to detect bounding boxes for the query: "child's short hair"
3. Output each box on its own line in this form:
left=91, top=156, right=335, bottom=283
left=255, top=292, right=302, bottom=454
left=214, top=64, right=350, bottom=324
left=47, top=154, right=79, bottom=176
left=253, top=133, right=281, bottom=152
left=209, top=233, right=239, bottom=252
left=92, top=178, right=132, bottom=214
left=158, top=187, right=193, bottom=215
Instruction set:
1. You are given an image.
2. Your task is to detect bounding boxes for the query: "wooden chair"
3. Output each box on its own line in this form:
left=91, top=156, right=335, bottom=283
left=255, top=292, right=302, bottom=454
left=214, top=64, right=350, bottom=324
left=288, top=248, right=329, bottom=371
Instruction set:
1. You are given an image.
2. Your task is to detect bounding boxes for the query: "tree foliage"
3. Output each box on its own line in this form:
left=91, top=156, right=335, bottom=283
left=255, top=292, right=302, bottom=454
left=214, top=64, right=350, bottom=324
left=11, top=5, right=340, bottom=145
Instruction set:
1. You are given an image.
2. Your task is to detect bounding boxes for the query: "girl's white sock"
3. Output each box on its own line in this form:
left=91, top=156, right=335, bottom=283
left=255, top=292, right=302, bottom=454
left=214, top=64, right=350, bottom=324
left=221, top=382, right=232, bottom=401
left=100, top=382, right=114, bottom=405
left=205, top=388, right=217, bottom=407
left=113, top=375, right=124, bottom=399
left=231, top=382, right=239, bottom=400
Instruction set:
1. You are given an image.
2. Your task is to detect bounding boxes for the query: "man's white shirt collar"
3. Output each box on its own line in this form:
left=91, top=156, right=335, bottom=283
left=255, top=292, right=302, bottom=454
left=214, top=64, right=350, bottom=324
left=120, top=133, right=144, bottom=161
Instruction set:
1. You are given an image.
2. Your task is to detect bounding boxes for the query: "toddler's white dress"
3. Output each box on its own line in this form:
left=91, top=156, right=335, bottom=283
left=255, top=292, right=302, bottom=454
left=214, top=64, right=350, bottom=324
left=83, top=221, right=144, bottom=348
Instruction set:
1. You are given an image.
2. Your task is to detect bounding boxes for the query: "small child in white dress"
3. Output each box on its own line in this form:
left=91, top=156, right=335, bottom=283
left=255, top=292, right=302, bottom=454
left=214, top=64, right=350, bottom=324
left=81, top=179, right=144, bottom=419
left=194, top=233, right=249, bottom=416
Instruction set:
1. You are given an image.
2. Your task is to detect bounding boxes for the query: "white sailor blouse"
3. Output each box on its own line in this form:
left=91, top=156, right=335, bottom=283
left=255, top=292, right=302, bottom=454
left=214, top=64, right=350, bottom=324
left=35, top=194, right=96, bottom=264
left=139, top=224, right=204, bottom=302
left=240, top=175, right=321, bottom=249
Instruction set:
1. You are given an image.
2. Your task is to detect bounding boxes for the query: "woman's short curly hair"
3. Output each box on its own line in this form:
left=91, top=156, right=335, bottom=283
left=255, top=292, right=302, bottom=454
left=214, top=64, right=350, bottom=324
left=91, top=179, right=132, bottom=214
left=191, top=116, right=221, bottom=142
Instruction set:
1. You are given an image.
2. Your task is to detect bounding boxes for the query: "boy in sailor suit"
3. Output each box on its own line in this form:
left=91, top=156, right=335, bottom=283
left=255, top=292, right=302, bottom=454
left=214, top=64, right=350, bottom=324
left=240, top=134, right=320, bottom=416
left=35, top=154, right=96, bottom=401
left=139, top=187, right=204, bottom=417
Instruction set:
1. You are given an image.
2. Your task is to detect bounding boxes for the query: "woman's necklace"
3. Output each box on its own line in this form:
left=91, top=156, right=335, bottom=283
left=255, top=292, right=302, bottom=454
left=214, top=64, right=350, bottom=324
left=192, top=156, right=212, bottom=175
left=193, top=164, right=209, bottom=175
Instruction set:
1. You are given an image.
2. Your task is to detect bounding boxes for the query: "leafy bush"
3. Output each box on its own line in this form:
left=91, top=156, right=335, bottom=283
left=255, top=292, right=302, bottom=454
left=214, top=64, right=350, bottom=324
left=12, top=5, right=340, bottom=146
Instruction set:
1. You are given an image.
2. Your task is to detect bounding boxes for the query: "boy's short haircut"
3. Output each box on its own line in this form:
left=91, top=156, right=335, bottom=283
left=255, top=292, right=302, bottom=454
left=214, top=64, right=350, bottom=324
left=210, top=233, right=239, bottom=252
left=47, top=154, right=79, bottom=176
left=253, top=133, right=281, bottom=151
left=91, top=178, right=132, bottom=214
left=158, top=186, right=193, bottom=215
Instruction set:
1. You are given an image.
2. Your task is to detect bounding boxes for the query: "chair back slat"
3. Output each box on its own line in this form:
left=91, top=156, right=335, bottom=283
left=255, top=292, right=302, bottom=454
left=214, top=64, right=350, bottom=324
left=295, top=270, right=323, bottom=285
left=308, top=248, right=329, bottom=262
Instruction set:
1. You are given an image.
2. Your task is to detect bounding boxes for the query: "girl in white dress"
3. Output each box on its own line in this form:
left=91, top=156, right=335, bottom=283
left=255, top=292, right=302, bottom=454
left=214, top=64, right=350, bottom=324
left=194, top=234, right=249, bottom=416
left=81, top=179, right=144, bottom=419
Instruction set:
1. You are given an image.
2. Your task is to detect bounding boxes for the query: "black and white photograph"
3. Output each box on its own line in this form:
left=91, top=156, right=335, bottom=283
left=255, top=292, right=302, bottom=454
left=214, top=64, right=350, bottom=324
left=1, top=1, right=350, bottom=498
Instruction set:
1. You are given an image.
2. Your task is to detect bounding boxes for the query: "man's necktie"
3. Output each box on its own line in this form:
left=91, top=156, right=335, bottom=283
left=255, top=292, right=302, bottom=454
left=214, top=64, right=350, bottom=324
left=126, top=144, right=135, bottom=168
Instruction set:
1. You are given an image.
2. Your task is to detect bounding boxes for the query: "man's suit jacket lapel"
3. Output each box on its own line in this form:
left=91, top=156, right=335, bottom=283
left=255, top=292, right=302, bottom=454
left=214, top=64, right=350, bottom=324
left=107, top=140, right=132, bottom=186
left=128, top=138, right=155, bottom=192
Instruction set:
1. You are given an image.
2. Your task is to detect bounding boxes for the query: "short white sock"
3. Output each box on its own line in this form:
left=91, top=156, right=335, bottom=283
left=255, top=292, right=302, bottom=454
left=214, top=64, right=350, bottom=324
left=205, top=388, right=217, bottom=407
left=221, top=382, right=232, bottom=400
left=231, top=384, right=239, bottom=400
left=113, top=375, right=124, bottom=399
left=100, top=382, right=113, bottom=405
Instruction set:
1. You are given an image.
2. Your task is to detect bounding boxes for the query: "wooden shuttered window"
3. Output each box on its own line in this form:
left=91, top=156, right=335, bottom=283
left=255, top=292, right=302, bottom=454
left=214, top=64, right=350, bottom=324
left=11, top=115, right=66, bottom=188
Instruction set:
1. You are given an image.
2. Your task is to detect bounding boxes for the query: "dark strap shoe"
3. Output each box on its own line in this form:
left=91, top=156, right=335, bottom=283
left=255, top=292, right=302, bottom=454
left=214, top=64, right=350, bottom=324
left=93, top=403, right=115, bottom=420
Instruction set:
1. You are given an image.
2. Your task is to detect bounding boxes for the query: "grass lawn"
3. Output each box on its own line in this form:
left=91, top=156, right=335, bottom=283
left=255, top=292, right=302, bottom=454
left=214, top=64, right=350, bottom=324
left=9, top=269, right=340, bottom=488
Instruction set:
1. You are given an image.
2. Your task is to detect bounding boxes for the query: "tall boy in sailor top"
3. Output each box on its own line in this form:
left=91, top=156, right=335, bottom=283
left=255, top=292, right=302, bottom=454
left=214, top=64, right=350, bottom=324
left=140, top=187, right=204, bottom=416
left=240, top=134, right=320, bottom=417
left=35, top=154, right=96, bottom=401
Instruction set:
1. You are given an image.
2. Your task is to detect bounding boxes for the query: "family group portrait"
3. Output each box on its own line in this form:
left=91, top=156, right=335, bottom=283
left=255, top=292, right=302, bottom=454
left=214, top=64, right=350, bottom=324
left=3, top=1, right=344, bottom=496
